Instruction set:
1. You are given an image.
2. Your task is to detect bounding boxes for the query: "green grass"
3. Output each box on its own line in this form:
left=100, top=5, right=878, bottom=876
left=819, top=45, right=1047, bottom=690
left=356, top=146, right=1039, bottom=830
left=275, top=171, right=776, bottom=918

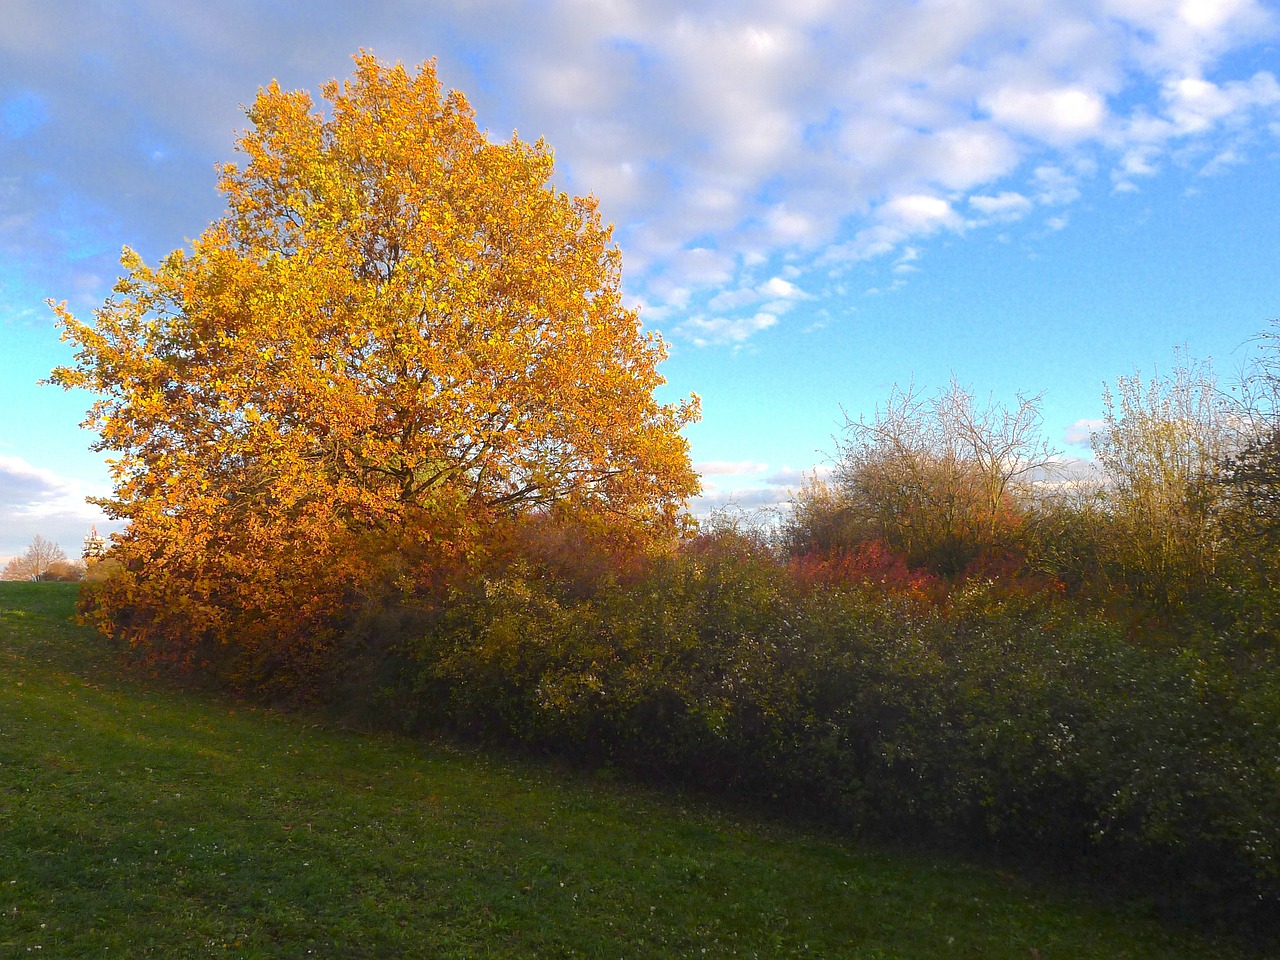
left=0, top=582, right=1259, bottom=959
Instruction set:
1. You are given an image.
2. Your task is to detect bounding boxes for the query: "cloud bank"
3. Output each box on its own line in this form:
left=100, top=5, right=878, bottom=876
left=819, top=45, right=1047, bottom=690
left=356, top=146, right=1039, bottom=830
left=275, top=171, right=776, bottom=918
left=2, top=1, right=1277, bottom=340
left=0, top=454, right=119, bottom=558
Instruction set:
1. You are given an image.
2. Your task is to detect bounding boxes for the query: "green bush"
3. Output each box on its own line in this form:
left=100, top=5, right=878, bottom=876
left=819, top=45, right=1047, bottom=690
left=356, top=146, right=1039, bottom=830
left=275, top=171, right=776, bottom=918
left=332, top=531, right=1279, bottom=934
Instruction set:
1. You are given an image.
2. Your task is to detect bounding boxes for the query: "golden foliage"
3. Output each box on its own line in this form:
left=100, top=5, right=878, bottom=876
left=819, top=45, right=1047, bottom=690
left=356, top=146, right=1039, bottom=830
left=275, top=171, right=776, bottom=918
left=50, top=54, right=700, bottom=684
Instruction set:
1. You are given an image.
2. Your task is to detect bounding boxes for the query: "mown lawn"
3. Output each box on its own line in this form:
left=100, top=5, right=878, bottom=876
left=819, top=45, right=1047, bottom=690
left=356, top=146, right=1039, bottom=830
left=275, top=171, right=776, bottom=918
left=0, top=581, right=1258, bottom=958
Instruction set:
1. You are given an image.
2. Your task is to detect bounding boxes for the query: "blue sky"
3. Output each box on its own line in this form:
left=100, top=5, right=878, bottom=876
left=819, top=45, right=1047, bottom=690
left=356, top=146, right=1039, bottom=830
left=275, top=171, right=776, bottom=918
left=2, top=0, right=1279, bottom=560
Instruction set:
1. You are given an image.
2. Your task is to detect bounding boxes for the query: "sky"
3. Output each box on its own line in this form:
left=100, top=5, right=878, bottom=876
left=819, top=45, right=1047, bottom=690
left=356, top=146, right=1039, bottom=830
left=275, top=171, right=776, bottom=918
left=2, top=0, right=1279, bottom=561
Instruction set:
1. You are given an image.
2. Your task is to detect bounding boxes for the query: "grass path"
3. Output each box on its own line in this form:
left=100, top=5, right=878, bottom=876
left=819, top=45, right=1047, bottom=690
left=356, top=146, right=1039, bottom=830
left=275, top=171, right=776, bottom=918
left=0, top=582, right=1255, bottom=958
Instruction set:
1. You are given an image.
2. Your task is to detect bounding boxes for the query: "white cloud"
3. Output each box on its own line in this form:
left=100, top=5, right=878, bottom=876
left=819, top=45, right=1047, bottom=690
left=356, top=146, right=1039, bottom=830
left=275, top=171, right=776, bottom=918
left=826, top=193, right=963, bottom=263
left=670, top=247, right=737, bottom=287
left=1179, top=0, right=1250, bottom=31
left=709, top=275, right=809, bottom=311
left=697, top=460, right=769, bottom=476
left=688, top=272, right=811, bottom=347
left=1164, top=72, right=1280, bottom=135
left=0, top=454, right=119, bottom=558
left=1103, top=0, right=1273, bottom=77
left=0, top=454, right=71, bottom=505
left=1199, top=146, right=1243, bottom=175
left=532, top=61, right=617, bottom=114
left=1064, top=418, right=1107, bottom=446
left=309, top=7, right=1246, bottom=280
left=984, top=85, right=1108, bottom=144
left=678, top=311, right=779, bottom=348
left=1117, top=144, right=1161, bottom=179
left=1032, top=164, right=1085, bottom=205
left=706, top=287, right=762, bottom=312
left=968, top=191, right=1033, bottom=221
left=689, top=462, right=835, bottom=517
left=762, top=276, right=797, bottom=298
left=765, top=204, right=826, bottom=246
left=1166, top=76, right=1239, bottom=133
left=765, top=464, right=833, bottom=487
left=1033, top=456, right=1105, bottom=489
left=931, top=124, right=1021, bottom=188
left=691, top=485, right=795, bottom=516
left=881, top=194, right=959, bottom=231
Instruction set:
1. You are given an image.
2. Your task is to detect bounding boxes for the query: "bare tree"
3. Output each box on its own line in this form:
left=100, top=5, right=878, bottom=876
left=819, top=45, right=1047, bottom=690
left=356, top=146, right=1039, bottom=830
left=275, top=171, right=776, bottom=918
left=1217, top=326, right=1280, bottom=543
left=0, top=535, right=70, bottom=581
left=823, top=379, right=1058, bottom=576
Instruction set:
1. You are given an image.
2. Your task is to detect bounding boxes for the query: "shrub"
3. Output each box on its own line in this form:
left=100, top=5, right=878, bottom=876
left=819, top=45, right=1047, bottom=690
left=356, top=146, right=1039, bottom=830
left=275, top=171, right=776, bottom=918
left=342, top=532, right=1280, bottom=934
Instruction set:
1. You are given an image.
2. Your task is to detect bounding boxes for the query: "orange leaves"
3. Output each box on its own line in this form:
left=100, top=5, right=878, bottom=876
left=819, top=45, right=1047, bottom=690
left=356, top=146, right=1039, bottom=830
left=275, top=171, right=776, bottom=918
left=48, top=53, right=699, bottom=689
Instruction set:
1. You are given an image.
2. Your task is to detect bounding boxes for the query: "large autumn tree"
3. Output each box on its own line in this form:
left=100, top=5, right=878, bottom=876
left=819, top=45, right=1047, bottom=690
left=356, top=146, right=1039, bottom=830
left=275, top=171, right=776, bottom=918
left=49, top=54, right=699, bottom=686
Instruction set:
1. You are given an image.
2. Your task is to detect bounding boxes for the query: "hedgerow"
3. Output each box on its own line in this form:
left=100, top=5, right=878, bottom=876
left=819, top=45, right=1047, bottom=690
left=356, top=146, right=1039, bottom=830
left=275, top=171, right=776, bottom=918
left=325, top=529, right=1279, bottom=936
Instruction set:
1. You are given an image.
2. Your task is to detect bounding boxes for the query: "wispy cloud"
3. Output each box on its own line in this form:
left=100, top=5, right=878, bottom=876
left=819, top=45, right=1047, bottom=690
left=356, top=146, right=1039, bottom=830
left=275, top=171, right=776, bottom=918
left=765, top=465, right=833, bottom=488
left=0, top=454, right=69, bottom=505
left=697, top=460, right=769, bottom=476
left=690, top=462, right=835, bottom=517
left=0, top=454, right=119, bottom=557
left=1064, top=418, right=1107, bottom=447
left=677, top=311, right=779, bottom=348
left=968, top=191, right=1034, bottom=222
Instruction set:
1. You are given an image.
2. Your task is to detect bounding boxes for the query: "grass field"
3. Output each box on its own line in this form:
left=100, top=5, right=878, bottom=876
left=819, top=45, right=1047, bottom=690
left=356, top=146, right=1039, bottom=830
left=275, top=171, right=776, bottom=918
left=0, top=581, right=1260, bottom=958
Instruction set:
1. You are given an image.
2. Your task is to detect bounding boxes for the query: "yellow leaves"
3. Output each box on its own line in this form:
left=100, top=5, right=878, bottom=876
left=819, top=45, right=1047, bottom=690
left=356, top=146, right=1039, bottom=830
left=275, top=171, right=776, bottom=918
left=47, top=51, right=701, bottom=682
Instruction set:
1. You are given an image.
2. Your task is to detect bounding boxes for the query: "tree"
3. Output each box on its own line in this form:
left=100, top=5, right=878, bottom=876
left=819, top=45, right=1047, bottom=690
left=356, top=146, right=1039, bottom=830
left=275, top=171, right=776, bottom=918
left=1205, top=333, right=1280, bottom=644
left=1216, top=324, right=1280, bottom=543
left=47, top=54, right=700, bottom=685
left=1092, top=352, right=1242, bottom=610
left=805, top=380, right=1056, bottom=577
left=1, top=535, right=69, bottom=581
left=1220, top=428, right=1280, bottom=542
left=44, top=559, right=87, bottom=582
left=781, top=472, right=861, bottom=558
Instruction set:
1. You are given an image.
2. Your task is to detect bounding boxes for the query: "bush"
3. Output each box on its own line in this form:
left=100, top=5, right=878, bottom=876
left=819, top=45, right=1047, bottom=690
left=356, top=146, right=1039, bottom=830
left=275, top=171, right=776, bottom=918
left=331, top=529, right=1279, bottom=935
